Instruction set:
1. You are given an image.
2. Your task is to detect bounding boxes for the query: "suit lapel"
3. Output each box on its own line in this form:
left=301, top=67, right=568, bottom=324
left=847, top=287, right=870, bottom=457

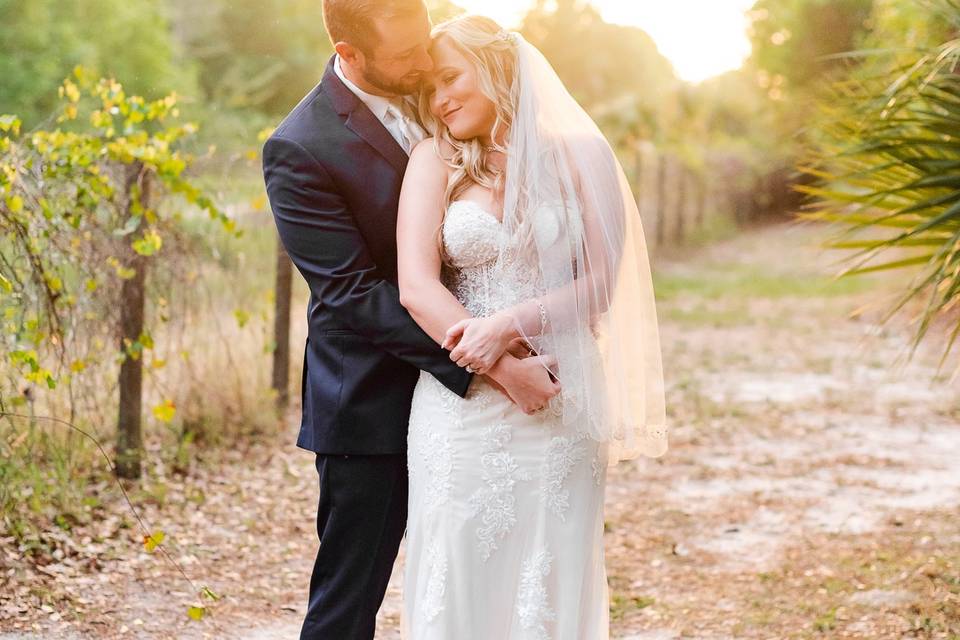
left=345, top=108, right=409, bottom=175
left=320, top=56, right=409, bottom=176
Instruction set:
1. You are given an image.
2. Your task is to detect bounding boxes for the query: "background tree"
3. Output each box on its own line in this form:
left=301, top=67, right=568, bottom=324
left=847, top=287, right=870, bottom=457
left=746, top=0, right=874, bottom=155
left=0, top=0, right=195, bottom=127
left=521, top=0, right=676, bottom=114
left=1, top=69, right=234, bottom=478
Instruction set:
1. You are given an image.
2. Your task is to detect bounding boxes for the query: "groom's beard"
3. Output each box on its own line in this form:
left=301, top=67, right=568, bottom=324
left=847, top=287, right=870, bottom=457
left=362, top=62, right=422, bottom=97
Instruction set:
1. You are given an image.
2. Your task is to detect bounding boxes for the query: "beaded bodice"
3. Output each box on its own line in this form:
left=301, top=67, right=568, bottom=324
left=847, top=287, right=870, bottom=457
left=440, top=200, right=543, bottom=318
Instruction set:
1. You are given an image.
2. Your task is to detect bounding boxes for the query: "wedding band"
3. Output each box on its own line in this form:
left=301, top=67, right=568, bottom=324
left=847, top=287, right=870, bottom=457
left=466, top=365, right=475, bottom=373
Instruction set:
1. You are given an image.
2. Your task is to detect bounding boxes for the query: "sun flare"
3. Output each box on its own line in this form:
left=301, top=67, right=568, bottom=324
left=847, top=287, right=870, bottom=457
left=449, top=0, right=755, bottom=83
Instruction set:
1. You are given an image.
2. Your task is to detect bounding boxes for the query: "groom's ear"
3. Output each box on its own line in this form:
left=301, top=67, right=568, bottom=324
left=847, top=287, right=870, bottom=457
left=335, top=41, right=366, bottom=69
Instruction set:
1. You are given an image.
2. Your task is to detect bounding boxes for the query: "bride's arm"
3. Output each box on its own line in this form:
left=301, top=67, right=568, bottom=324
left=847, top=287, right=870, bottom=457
left=399, top=139, right=560, bottom=414
left=397, top=140, right=473, bottom=343
left=447, top=139, right=622, bottom=365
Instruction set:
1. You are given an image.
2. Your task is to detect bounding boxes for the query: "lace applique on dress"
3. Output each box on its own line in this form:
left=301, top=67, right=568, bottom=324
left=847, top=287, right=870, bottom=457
left=516, top=549, right=556, bottom=640
left=422, top=369, right=464, bottom=429
left=468, top=423, right=531, bottom=561
left=422, top=541, right=448, bottom=622
left=591, top=454, right=605, bottom=487
left=419, top=431, right=454, bottom=510
left=465, top=377, right=495, bottom=410
left=540, top=435, right=586, bottom=521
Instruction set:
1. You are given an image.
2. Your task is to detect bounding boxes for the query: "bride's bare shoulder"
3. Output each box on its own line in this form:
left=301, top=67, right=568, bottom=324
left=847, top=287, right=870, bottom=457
left=409, top=137, right=456, bottom=169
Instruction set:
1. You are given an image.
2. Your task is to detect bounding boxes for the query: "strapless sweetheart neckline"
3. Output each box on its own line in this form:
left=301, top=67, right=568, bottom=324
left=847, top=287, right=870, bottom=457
left=448, top=199, right=503, bottom=225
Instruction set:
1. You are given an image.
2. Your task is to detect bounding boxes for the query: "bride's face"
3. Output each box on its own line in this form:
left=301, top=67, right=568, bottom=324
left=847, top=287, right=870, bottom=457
left=425, top=36, right=497, bottom=142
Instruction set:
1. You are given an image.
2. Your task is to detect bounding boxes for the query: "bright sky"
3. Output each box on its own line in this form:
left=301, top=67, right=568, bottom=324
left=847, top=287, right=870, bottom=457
left=451, top=0, right=756, bottom=83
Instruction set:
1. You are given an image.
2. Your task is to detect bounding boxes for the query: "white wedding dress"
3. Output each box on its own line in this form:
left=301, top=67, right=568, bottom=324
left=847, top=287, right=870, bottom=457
left=402, top=199, right=611, bottom=640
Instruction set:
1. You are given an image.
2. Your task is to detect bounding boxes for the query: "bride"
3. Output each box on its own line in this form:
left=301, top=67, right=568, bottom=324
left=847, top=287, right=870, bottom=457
left=396, top=14, right=668, bottom=639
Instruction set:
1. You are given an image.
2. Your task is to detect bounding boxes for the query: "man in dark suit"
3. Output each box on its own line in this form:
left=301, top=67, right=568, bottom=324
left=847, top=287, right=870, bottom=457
left=262, top=1, right=558, bottom=638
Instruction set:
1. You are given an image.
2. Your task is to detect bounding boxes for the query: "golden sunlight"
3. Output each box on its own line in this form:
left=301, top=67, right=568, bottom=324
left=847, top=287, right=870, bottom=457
left=452, top=0, right=755, bottom=83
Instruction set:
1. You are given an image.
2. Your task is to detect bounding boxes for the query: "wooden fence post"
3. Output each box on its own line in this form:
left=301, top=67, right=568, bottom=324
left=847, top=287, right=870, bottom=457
left=116, top=163, right=149, bottom=480
left=675, top=166, right=686, bottom=244
left=272, top=238, right=292, bottom=410
left=656, top=154, right=668, bottom=247
left=695, top=171, right=707, bottom=229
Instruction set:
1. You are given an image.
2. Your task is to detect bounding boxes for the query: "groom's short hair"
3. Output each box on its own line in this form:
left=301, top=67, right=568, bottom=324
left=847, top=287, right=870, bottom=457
left=323, top=0, right=427, bottom=55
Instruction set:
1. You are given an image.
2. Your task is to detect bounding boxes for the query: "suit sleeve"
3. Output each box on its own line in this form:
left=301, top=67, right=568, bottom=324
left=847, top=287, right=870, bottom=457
left=263, top=134, right=473, bottom=398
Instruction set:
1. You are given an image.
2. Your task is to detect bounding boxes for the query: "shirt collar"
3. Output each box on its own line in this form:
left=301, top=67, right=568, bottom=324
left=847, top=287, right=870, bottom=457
left=334, top=55, right=399, bottom=121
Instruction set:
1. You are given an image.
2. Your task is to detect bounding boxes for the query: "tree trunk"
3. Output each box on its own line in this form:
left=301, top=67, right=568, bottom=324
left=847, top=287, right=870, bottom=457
left=675, top=167, right=687, bottom=244
left=695, top=172, right=707, bottom=229
left=116, top=164, right=149, bottom=480
left=272, top=236, right=293, bottom=410
left=656, top=155, right=668, bottom=247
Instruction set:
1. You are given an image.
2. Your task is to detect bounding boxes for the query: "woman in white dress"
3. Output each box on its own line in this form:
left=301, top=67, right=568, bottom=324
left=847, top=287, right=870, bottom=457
left=396, top=15, right=669, bottom=640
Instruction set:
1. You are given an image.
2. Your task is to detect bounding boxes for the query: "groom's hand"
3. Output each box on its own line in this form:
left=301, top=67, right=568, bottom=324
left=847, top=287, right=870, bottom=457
left=481, top=373, right=512, bottom=401
left=506, top=337, right=535, bottom=359
left=486, top=353, right=561, bottom=415
left=478, top=339, right=534, bottom=403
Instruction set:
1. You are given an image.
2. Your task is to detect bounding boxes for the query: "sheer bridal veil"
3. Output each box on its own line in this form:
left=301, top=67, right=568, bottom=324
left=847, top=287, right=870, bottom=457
left=495, top=31, right=668, bottom=463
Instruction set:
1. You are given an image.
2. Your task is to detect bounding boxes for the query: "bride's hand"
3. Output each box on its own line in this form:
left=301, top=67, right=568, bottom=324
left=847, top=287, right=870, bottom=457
left=442, top=313, right=517, bottom=375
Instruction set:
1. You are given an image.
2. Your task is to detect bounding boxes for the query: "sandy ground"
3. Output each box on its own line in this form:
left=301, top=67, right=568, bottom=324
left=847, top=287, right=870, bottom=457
left=3, top=220, right=959, bottom=639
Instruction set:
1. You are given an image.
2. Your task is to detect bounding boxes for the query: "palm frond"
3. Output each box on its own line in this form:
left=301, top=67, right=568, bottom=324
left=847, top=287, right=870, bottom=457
left=802, top=5, right=960, bottom=373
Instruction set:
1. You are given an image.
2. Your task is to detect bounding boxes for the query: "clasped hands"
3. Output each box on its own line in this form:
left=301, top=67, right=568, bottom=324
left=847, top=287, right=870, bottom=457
left=441, top=313, right=560, bottom=415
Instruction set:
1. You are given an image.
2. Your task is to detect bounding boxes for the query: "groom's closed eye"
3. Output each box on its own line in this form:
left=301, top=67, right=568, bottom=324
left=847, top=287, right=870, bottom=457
left=396, top=45, right=422, bottom=61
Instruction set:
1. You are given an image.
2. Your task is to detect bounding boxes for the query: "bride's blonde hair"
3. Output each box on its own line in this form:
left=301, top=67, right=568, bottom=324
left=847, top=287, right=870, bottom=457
left=417, top=15, right=520, bottom=261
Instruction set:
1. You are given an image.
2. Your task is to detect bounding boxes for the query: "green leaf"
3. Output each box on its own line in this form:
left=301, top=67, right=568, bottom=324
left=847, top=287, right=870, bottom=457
left=0, top=115, right=21, bottom=135
left=826, top=237, right=953, bottom=249
left=152, top=400, right=176, bottom=423
left=6, top=195, right=23, bottom=213
left=107, top=257, right=137, bottom=280
left=233, top=309, right=250, bottom=328
left=200, top=586, right=221, bottom=601
left=114, top=214, right=142, bottom=237
left=844, top=254, right=935, bottom=275
left=143, top=530, right=165, bottom=552
left=132, top=229, right=162, bottom=256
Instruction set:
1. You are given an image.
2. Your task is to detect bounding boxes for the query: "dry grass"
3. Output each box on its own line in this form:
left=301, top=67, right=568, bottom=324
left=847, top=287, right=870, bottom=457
left=3, top=220, right=959, bottom=639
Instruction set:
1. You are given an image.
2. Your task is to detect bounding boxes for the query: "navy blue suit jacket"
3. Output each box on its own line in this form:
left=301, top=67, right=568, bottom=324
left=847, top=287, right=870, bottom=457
left=262, top=56, right=473, bottom=455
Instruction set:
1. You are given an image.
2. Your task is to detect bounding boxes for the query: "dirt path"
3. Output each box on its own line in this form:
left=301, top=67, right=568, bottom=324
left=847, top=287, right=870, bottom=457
left=4, top=220, right=959, bottom=639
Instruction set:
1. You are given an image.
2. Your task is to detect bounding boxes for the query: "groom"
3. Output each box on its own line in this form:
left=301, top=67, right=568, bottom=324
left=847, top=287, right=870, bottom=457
left=262, top=1, right=554, bottom=638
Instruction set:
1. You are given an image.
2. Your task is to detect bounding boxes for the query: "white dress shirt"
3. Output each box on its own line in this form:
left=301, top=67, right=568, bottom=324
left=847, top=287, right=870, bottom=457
left=334, top=55, right=426, bottom=155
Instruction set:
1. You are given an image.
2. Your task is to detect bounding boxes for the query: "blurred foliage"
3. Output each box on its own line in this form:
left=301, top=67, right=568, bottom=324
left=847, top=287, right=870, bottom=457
left=862, top=0, right=957, bottom=50
left=744, top=0, right=875, bottom=168
left=169, top=0, right=331, bottom=115
left=167, top=0, right=466, bottom=116
left=521, top=0, right=677, bottom=116
left=747, top=0, right=873, bottom=95
left=800, top=0, right=960, bottom=371
left=0, top=68, right=234, bottom=425
left=0, top=0, right=779, bottom=173
left=0, top=0, right=196, bottom=127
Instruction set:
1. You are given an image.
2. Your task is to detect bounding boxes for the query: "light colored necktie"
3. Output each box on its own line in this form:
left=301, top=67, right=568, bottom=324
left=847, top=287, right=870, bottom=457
left=386, top=102, right=426, bottom=154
